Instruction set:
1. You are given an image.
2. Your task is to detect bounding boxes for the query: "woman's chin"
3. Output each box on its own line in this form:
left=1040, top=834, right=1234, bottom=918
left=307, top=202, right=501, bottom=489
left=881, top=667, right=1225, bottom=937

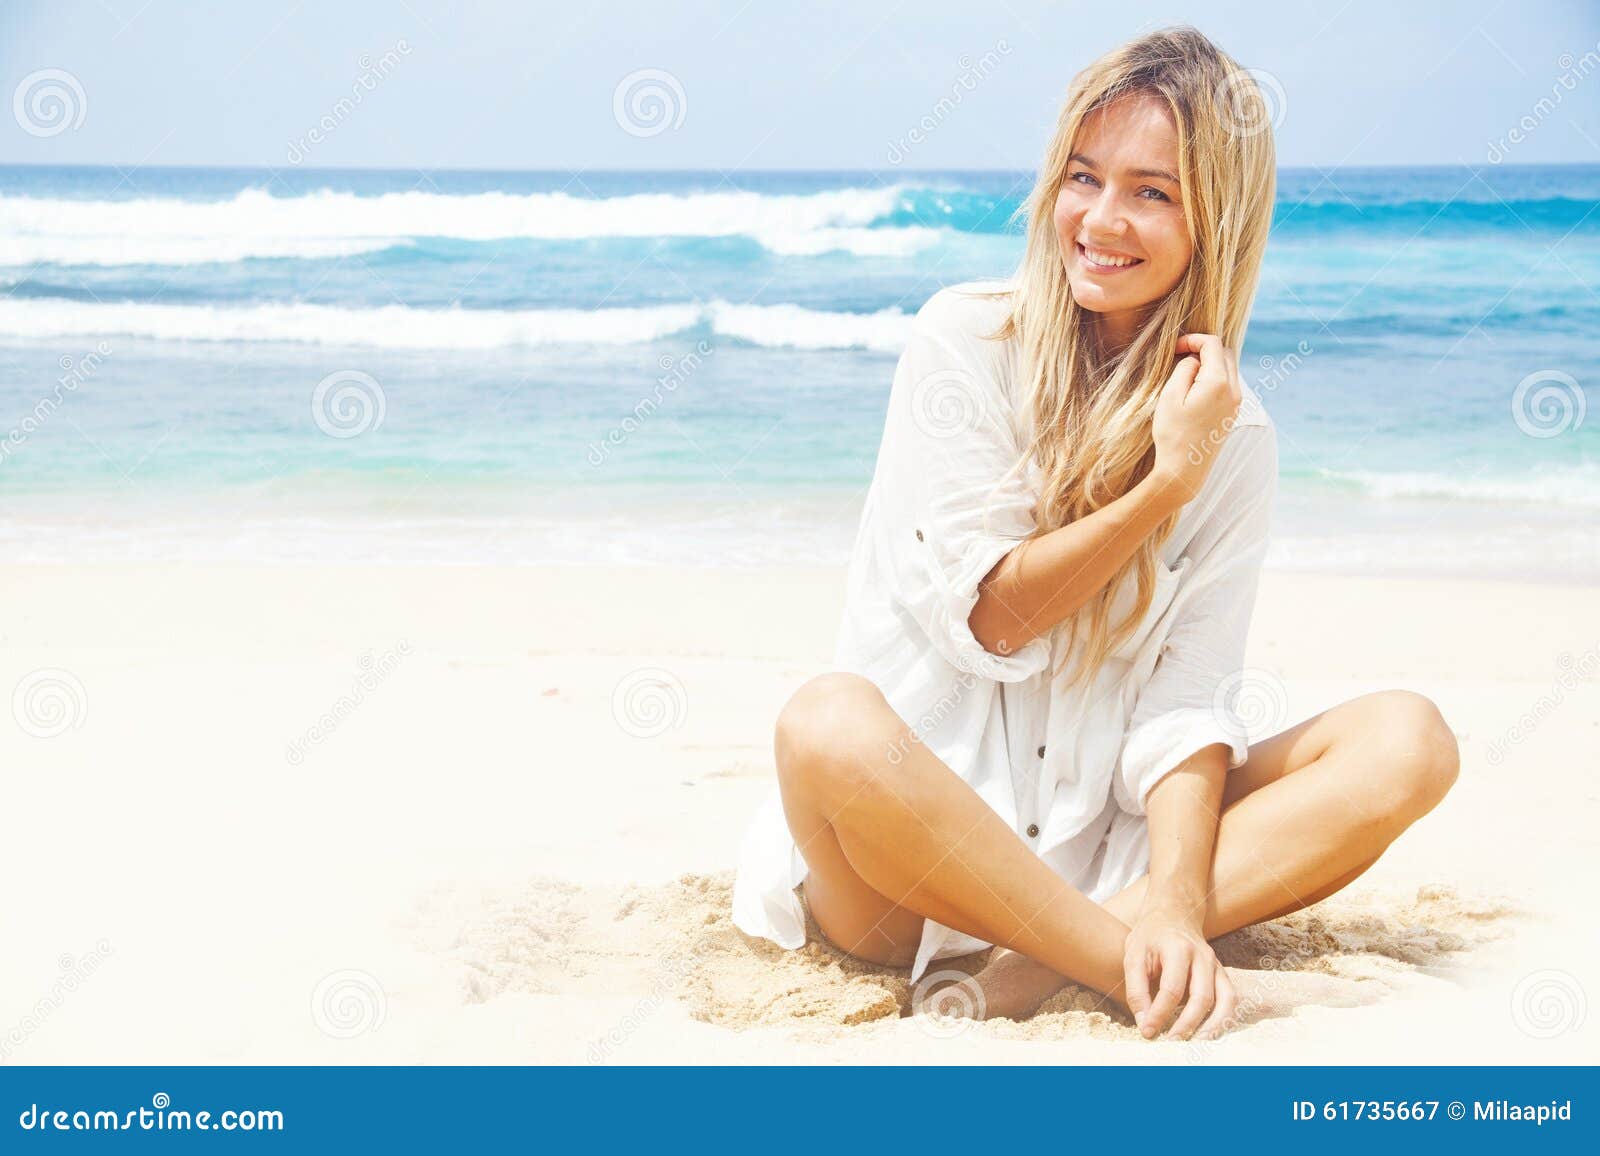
left=1067, top=288, right=1119, bottom=314
left=1068, top=285, right=1161, bottom=319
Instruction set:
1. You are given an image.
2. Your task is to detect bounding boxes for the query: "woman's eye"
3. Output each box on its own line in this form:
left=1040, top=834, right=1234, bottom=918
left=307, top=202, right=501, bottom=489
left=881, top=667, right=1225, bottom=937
left=1069, top=172, right=1170, bottom=202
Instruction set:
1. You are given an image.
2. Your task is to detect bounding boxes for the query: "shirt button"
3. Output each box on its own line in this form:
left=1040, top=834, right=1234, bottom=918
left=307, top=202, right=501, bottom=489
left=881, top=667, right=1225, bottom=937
left=914, top=528, right=924, bottom=541
left=1026, top=823, right=1040, bottom=838
left=1037, top=744, right=1046, bottom=758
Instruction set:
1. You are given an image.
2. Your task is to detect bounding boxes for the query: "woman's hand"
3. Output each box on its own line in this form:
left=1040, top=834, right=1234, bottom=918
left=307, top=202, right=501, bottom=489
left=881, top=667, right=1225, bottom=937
left=1122, top=897, right=1237, bottom=1040
left=1151, top=332, right=1243, bottom=501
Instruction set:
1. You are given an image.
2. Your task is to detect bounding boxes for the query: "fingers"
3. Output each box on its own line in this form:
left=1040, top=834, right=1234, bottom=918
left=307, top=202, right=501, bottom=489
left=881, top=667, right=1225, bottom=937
left=1196, top=372, right=1242, bottom=415
left=1174, top=332, right=1224, bottom=369
left=1139, top=944, right=1191, bottom=1039
left=1123, top=945, right=1153, bottom=1033
left=1158, top=354, right=1201, bottom=405
left=1166, top=956, right=1217, bottom=1041
left=1175, top=333, right=1241, bottom=407
left=1196, top=966, right=1239, bottom=1041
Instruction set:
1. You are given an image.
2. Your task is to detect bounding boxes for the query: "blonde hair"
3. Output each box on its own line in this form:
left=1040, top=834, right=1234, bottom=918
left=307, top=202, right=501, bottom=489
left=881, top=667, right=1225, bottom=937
left=987, top=25, right=1276, bottom=686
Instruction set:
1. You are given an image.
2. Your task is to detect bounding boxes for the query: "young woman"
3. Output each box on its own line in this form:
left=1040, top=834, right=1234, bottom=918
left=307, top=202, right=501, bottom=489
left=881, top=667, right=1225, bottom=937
left=732, top=26, right=1459, bottom=1042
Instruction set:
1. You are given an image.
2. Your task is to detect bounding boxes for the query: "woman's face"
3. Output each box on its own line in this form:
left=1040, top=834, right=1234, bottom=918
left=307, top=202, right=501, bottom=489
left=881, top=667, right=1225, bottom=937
left=1053, top=94, right=1192, bottom=348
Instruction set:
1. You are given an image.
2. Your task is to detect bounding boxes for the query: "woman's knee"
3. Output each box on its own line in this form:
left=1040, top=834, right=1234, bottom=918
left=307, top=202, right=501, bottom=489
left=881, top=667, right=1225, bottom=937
left=1357, top=690, right=1460, bottom=819
left=773, top=672, right=898, bottom=799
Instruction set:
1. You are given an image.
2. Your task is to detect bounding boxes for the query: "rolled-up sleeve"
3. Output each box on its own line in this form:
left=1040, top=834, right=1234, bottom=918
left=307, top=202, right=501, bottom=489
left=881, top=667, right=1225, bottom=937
left=1115, top=420, right=1279, bottom=813
left=876, top=289, right=1052, bottom=683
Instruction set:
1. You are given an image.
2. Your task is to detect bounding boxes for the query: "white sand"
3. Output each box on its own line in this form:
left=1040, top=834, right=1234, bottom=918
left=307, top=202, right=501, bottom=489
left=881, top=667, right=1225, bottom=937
left=0, top=562, right=1595, bottom=1064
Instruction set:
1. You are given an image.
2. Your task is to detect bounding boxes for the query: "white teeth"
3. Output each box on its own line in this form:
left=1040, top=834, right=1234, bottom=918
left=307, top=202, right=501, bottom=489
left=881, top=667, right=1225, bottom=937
left=1080, top=244, right=1138, bottom=268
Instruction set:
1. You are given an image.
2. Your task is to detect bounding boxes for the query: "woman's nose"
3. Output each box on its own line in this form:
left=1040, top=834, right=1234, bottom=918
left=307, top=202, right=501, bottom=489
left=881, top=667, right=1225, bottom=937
left=1081, top=189, right=1126, bottom=237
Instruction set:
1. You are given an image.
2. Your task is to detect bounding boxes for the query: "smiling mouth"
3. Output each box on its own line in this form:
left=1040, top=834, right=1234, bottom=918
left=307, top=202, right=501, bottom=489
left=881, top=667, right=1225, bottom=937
left=1077, top=242, right=1144, bottom=271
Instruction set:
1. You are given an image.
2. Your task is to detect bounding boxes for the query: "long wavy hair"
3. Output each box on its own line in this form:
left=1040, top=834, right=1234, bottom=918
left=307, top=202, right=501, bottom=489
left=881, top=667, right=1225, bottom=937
left=987, top=26, right=1277, bottom=686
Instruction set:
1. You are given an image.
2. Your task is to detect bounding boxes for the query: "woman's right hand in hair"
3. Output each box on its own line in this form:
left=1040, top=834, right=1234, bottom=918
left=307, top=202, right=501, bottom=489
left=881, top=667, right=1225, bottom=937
left=1150, top=332, right=1243, bottom=501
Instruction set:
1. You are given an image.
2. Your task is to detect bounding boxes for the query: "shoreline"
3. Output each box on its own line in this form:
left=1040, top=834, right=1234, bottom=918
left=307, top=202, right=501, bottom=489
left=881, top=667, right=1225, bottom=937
left=3, top=553, right=1599, bottom=588
left=0, top=524, right=1593, bottom=582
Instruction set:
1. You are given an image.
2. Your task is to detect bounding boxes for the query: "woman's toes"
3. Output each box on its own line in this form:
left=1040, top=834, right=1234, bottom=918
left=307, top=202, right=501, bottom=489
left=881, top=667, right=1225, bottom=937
left=1222, top=966, right=1387, bottom=1027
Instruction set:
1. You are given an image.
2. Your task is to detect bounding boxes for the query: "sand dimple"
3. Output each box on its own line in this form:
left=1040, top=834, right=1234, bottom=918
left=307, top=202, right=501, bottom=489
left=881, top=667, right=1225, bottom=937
left=615, top=873, right=921, bottom=1029
left=409, top=876, right=608, bottom=1003
left=424, top=872, right=1520, bottom=1038
left=1214, top=884, right=1519, bottom=974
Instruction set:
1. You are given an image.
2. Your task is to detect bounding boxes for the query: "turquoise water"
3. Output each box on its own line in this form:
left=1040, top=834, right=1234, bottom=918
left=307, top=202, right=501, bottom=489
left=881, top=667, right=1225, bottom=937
left=0, top=164, right=1595, bottom=576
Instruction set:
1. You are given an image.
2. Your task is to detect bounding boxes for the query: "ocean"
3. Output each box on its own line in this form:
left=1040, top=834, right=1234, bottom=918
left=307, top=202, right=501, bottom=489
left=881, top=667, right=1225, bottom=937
left=0, top=163, right=1595, bottom=578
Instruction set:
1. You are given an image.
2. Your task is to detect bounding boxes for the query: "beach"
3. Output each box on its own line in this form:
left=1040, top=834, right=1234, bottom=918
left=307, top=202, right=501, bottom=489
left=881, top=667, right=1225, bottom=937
left=0, top=161, right=1595, bottom=1065
left=2, top=560, right=1595, bottom=1065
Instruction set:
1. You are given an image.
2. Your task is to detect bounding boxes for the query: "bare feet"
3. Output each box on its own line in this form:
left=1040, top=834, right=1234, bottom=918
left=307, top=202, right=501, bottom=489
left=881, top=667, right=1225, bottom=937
left=1220, top=965, right=1384, bottom=1027
left=938, top=949, right=1075, bottom=1023
left=1134, top=967, right=1384, bottom=1039
left=914, top=952, right=1384, bottom=1038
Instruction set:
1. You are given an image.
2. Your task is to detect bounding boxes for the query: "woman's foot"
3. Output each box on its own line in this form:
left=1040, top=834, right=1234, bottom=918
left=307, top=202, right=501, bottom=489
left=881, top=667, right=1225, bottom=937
left=1139, top=966, right=1385, bottom=1038
left=940, top=949, right=1074, bottom=1022
left=1218, top=965, right=1383, bottom=1028
left=919, top=952, right=1384, bottom=1036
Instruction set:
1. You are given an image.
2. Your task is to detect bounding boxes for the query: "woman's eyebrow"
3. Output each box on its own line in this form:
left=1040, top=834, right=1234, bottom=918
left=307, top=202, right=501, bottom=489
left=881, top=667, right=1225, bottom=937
left=1068, top=151, right=1179, bottom=184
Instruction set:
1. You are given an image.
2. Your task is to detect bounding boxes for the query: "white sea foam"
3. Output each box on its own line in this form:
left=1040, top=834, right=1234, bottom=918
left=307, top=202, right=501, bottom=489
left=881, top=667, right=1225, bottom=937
left=0, top=296, right=915, bottom=352
left=0, top=186, right=936, bottom=265
left=706, top=301, right=913, bottom=352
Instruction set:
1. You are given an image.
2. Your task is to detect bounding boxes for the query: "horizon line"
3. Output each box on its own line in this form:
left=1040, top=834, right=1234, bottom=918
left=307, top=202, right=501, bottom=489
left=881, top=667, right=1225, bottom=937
left=0, top=160, right=1594, bottom=176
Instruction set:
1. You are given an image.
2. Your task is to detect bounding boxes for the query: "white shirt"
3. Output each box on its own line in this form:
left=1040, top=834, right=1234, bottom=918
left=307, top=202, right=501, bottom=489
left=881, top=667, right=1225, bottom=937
left=732, top=279, right=1278, bottom=982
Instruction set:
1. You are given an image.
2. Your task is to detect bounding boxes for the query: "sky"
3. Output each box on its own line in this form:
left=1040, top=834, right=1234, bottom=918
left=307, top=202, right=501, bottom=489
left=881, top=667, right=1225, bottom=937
left=0, top=0, right=1596, bottom=172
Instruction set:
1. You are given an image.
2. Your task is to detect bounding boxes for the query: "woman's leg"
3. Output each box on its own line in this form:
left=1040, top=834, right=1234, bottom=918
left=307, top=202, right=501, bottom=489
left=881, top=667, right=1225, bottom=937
left=772, top=672, right=1133, bottom=1001
left=974, top=689, right=1461, bottom=1017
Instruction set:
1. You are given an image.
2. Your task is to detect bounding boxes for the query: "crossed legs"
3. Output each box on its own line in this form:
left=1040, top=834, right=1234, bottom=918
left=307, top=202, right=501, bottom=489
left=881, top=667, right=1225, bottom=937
left=773, top=672, right=1459, bottom=1019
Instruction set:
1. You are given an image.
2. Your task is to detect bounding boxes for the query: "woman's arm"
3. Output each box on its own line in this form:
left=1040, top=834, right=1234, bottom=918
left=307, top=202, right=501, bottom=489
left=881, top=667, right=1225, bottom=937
left=1145, top=742, right=1228, bottom=904
left=968, top=467, right=1187, bottom=655
left=1111, top=367, right=1278, bottom=1040
left=1121, top=743, right=1231, bottom=1038
left=968, top=333, right=1243, bottom=656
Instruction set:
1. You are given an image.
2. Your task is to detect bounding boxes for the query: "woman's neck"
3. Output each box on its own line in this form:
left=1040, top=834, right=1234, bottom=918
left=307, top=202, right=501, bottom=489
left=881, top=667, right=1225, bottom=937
left=1095, top=308, right=1146, bottom=356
